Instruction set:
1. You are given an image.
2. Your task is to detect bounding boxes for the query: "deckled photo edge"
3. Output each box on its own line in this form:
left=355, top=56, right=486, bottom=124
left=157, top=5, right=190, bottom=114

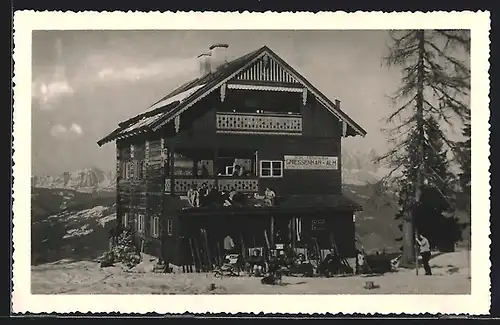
left=12, top=11, right=491, bottom=315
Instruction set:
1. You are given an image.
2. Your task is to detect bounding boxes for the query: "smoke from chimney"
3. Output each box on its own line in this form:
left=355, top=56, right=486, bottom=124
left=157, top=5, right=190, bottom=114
left=197, top=52, right=212, bottom=77
left=209, top=43, right=229, bottom=72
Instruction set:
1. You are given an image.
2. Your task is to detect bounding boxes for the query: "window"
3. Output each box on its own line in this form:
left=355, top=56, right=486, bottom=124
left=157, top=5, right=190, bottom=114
left=151, top=216, right=160, bottom=238
left=260, top=160, right=283, bottom=178
left=124, top=162, right=131, bottom=179
left=137, top=160, right=145, bottom=180
left=120, top=162, right=126, bottom=179
left=167, top=218, right=173, bottom=236
left=137, top=214, right=145, bottom=233
left=123, top=212, right=129, bottom=228
left=173, top=152, right=195, bottom=176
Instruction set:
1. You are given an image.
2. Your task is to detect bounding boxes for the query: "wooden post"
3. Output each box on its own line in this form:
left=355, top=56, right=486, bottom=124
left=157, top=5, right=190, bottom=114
left=169, top=147, right=175, bottom=194
left=213, top=146, right=219, bottom=188
left=201, top=229, right=212, bottom=271
left=240, top=234, right=247, bottom=266
left=217, top=242, right=223, bottom=266
left=414, top=228, right=419, bottom=276
left=193, top=237, right=202, bottom=272
left=116, top=144, right=121, bottom=229
left=291, top=217, right=296, bottom=251
left=188, top=238, right=197, bottom=272
left=144, top=140, right=150, bottom=239
left=270, top=216, right=274, bottom=246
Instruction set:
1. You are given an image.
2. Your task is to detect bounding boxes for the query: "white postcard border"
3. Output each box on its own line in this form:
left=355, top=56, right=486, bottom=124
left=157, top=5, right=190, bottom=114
left=12, top=11, right=491, bottom=314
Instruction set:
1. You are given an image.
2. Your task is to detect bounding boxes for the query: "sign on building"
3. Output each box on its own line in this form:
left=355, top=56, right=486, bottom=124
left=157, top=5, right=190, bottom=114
left=311, top=219, right=326, bottom=230
left=284, top=155, right=338, bottom=170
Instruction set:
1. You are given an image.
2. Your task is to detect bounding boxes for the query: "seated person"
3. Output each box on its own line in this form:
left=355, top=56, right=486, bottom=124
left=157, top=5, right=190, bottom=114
left=200, top=164, right=210, bottom=177
left=318, top=251, right=342, bottom=276
left=231, top=191, right=247, bottom=206
left=246, top=248, right=266, bottom=276
left=221, top=190, right=232, bottom=206
left=264, top=188, right=276, bottom=206
left=206, top=185, right=224, bottom=206
left=356, top=250, right=366, bottom=275
left=198, top=183, right=209, bottom=206
left=294, top=253, right=314, bottom=277
left=232, top=164, right=244, bottom=177
left=187, top=184, right=200, bottom=207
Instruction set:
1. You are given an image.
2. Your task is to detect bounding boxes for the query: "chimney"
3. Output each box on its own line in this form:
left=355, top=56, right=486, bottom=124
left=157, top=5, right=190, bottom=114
left=209, top=43, right=229, bottom=72
left=197, top=52, right=212, bottom=77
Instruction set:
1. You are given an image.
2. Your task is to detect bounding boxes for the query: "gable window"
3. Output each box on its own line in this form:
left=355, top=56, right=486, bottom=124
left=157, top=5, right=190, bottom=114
left=167, top=218, right=173, bottom=236
left=137, top=214, right=145, bottom=233
left=151, top=216, right=160, bottom=238
left=260, top=160, right=283, bottom=178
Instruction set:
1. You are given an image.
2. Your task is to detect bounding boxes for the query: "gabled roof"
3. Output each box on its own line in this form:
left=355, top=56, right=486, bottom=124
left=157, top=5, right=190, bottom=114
left=97, top=45, right=366, bottom=146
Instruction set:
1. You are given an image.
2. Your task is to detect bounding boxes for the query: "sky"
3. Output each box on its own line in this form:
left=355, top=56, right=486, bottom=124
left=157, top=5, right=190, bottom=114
left=31, top=30, right=462, bottom=175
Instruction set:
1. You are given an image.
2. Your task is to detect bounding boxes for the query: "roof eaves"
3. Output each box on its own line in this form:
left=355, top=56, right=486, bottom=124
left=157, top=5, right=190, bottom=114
left=150, top=46, right=267, bottom=132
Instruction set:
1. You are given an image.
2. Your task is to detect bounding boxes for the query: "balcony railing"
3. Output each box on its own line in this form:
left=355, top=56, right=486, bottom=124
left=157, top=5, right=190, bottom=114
left=216, top=112, right=302, bottom=134
left=165, top=177, right=259, bottom=194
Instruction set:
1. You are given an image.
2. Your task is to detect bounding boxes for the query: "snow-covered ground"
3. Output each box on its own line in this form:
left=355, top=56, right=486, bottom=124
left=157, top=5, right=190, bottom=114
left=31, top=251, right=470, bottom=294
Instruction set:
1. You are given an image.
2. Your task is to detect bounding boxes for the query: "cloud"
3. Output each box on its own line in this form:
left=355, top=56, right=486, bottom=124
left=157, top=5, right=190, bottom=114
left=50, top=123, right=83, bottom=137
left=50, top=124, right=67, bottom=137
left=32, top=68, right=75, bottom=111
left=70, top=123, right=83, bottom=135
left=32, top=37, right=75, bottom=110
left=94, top=56, right=198, bottom=83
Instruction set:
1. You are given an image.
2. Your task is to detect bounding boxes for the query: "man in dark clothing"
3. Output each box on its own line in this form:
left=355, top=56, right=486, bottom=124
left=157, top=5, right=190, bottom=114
left=416, top=234, right=432, bottom=275
left=198, top=183, right=209, bottom=206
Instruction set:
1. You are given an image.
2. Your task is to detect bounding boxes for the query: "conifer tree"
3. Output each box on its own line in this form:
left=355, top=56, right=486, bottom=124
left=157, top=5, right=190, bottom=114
left=456, top=121, right=471, bottom=199
left=379, top=30, right=470, bottom=266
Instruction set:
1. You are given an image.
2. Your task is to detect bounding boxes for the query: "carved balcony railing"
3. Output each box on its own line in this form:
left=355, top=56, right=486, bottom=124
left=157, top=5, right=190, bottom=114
left=216, top=112, right=302, bottom=135
left=165, top=177, right=259, bottom=194
left=218, top=178, right=259, bottom=192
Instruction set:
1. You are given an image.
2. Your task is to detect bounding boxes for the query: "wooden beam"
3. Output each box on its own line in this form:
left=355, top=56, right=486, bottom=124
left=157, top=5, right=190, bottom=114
left=116, top=144, right=121, bottom=229
left=169, top=146, right=175, bottom=194
left=270, top=215, right=274, bottom=247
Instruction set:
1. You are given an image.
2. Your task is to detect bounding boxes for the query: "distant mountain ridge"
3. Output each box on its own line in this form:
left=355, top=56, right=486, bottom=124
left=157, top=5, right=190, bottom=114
left=31, top=148, right=388, bottom=191
left=31, top=167, right=116, bottom=192
left=341, top=147, right=391, bottom=185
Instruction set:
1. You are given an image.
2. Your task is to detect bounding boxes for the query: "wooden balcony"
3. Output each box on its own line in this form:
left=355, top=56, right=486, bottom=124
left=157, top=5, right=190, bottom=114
left=216, top=112, right=302, bottom=135
left=165, top=177, right=259, bottom=194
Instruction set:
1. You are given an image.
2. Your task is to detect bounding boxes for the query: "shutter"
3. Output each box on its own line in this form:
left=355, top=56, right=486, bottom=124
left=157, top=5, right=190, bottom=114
left=131, top=160, right=136, bottom=179
left=130, top=161, right=134, bottom=179
left=145, top=213, right=150, bottom=236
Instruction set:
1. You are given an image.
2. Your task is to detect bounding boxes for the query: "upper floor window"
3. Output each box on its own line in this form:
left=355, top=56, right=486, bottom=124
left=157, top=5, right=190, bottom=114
left=124, top=162, right=131, bottom=179
left=167, top=218, right=173, bottom=236
left=260, top=160, right=283, bottom=178
left=173, top=149, right=214, bottom=177
left=123, top=212, right=129, bottom=228
left=137, top=160, right=144, bottom=180
left=151, top=216, right=160, bottom=238
left=217, top=149, right=257, bottom=177
left=121, top=160, right=145, bottom=180
left=137, top=214, right=145, bottom=233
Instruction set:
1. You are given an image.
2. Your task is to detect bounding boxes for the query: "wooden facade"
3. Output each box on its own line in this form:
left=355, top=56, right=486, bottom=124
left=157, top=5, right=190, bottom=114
left=99, top=45, right=367, bottom=268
